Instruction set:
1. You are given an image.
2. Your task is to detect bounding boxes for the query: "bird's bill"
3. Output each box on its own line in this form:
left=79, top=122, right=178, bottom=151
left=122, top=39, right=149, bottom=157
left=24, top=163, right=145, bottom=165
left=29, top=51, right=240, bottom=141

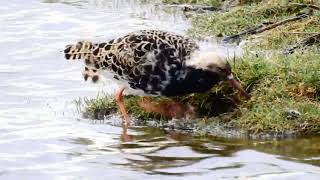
left=227, top=74, right=250, bottom=99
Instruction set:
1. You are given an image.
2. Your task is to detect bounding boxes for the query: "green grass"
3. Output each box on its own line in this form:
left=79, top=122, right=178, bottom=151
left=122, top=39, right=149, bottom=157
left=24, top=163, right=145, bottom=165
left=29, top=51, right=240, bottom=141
left=248, top=12, right=320, bottom=50
left=82, top=51, right=320, bottom=135
left=190, top=1, right=315, bottom=36
left=80, top=0, right=320, bottom=137
left=82, top=94, right=180, bottom=121
left=231, top=52, right=320, bottom=134
left=163, top=0, right=320, bottom=50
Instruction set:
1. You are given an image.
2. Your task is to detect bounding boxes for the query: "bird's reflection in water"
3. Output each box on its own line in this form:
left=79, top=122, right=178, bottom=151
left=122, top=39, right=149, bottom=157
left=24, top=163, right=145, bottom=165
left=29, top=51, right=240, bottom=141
left=121, top=124, right=132, bottom=142
left=114, top=125, right=320, bottom=175
left=67, top=122, right=320, bottom=177
left=114, top=126, right=241, bottom=175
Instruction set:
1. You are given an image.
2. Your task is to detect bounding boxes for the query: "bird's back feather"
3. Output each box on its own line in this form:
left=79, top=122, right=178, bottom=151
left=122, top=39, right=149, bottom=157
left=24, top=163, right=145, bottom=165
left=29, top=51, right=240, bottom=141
left=63, top=30, right=200, bottom=95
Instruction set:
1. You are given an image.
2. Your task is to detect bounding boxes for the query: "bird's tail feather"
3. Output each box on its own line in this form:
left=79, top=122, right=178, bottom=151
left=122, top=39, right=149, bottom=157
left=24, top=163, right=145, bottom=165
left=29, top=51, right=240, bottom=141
left=64, top=41, right=96, bottom=60
left=82, top=66, right=104, bottom=83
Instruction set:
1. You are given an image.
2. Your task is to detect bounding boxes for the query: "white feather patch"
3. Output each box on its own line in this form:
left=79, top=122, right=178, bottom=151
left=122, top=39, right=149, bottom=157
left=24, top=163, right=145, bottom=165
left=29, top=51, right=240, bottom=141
left=186, top=51, right=226, bottom=70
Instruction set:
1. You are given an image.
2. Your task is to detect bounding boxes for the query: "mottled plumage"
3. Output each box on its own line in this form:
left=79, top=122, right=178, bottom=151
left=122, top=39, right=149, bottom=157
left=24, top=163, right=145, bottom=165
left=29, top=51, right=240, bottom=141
left=64, top=30, right=221, bottom=96
left=64, top=30, right=249, bottom=124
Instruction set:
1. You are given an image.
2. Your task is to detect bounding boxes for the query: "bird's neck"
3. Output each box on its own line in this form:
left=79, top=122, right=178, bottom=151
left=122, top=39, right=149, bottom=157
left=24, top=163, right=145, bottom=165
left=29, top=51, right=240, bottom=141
left=161, top=67, right=221, bottom=96
left=183, top=66, right=221, bottom=86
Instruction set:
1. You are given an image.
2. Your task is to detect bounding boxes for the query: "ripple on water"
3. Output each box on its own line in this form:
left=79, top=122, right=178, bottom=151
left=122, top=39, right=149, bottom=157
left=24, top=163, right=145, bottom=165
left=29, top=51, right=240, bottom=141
left=0, top=0, right=319, bottom=179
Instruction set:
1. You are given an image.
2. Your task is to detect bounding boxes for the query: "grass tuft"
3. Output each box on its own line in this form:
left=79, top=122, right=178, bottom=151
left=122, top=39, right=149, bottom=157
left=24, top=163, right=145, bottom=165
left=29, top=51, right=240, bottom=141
left=81, top=0, right=320, bottom=137
left=83, top=51, right=320, bottom=135
left=230, top=52, right=320, bottom=134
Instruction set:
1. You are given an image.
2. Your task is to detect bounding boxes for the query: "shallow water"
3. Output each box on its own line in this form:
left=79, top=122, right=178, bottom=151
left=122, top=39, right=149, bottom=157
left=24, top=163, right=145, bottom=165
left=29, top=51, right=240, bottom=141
left=0, top=0, right=319, bottom=179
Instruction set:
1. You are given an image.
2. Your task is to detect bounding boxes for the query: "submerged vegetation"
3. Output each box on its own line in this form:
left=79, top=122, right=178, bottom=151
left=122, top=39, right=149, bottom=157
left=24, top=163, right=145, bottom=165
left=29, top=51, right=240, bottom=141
left=82, top=0, right=320, bottom=138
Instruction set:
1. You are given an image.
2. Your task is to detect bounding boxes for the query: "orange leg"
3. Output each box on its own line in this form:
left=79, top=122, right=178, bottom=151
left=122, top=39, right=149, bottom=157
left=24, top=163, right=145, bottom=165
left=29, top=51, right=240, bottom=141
left=115, top=87, right=130, bottom=126
left=121, top=125, right=132, bottom=142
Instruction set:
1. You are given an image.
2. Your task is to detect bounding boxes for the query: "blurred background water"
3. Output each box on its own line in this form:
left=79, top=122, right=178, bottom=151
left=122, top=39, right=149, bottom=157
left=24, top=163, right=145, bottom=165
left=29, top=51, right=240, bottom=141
left=0, top=0, right=319, bottom=179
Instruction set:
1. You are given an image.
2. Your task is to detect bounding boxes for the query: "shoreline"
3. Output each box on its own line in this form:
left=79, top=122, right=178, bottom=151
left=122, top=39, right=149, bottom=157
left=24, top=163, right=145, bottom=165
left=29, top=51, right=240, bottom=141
left=80, top=0, right=320, bottom=139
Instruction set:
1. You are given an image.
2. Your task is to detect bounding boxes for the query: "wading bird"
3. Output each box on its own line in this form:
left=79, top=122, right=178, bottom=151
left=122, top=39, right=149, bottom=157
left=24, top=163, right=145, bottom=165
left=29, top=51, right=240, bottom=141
left=64, top=30, right=249, bottom=125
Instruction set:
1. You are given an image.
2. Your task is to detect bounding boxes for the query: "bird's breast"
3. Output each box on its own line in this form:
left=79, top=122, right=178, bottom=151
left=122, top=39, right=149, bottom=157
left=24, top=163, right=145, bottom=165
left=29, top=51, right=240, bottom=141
left=160, top=68, right=221, bottom=97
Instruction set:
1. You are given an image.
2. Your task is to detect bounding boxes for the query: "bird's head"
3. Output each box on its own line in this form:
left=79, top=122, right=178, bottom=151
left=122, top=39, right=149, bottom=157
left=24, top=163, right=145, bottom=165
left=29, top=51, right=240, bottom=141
left=187, top=52, right=250, bottom=98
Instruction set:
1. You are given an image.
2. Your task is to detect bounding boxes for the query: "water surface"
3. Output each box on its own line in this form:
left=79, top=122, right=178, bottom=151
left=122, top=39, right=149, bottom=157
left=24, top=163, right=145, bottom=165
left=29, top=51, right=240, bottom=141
left=0, top=0, right=319, bottom=179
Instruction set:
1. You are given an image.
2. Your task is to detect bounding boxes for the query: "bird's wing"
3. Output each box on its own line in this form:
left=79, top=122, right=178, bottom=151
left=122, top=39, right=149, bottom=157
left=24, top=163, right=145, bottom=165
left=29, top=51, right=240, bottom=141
left=92, top=30, right=200, bottom=80
left=63, top=30, right=199, bottom=85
